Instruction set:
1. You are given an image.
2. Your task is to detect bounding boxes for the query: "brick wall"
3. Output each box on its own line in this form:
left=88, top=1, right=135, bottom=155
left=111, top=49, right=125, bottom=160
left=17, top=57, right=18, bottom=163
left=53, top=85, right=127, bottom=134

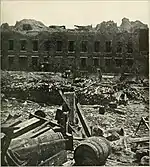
left=1, top=29, right=149, bottom=75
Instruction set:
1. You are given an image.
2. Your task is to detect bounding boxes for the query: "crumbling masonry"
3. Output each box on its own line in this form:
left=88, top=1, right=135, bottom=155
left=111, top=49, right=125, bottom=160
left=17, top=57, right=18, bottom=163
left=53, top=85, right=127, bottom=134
left=0, top=18, right=149, bottom=75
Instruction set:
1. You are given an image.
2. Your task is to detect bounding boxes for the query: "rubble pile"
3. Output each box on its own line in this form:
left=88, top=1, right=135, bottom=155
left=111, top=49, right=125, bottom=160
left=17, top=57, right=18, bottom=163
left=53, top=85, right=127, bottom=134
left=1, top=98, right=58, bottom=124
left=1, top=18, right=148, bottom=34
left=95, top=17, right=148, bottom=34
left=77, top=80, right=148, bottom=106
left=1, top=71, right=149, bottom=166
left=1, top=71, right=149, bottom=106
left=120, top=18, right=148, bottom=33
left=1, top=71, right=66, bottom=104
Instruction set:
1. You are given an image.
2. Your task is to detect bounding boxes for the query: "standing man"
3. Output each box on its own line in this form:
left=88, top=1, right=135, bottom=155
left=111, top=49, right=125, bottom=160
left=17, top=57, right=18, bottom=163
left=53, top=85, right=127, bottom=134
left=135, top=66, right=140, bottom=82
left=97, top=68, right=102, bottom=81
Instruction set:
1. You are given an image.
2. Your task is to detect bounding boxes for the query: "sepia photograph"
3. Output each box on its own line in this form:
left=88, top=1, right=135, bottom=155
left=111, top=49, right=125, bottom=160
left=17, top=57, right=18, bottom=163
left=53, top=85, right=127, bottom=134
left=1, top=0, right=149, bottom=166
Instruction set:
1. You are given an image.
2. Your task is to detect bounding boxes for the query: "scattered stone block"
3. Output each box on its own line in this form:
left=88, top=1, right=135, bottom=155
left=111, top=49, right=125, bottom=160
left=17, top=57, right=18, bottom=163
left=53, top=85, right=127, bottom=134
left=140, top=156, right=150, bottom=166
left=114, top=108, right=126, bottom=115
left=135, top=148, right=149, bottom=161
left=99, top=105, right=105, bottom=114
left=109, top=101, right=117, bottom=109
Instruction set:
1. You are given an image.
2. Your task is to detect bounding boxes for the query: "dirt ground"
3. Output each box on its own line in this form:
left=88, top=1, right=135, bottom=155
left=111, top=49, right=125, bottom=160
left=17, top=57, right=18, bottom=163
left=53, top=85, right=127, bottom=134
left=1, top=71, right=149, bottom=166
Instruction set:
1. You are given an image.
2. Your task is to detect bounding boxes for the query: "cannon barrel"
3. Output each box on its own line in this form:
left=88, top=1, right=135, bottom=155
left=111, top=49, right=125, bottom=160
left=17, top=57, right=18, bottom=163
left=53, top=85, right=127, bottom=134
left=4, top=130, right=67, bottom=166
left=74, top=137, right=111, bottom=166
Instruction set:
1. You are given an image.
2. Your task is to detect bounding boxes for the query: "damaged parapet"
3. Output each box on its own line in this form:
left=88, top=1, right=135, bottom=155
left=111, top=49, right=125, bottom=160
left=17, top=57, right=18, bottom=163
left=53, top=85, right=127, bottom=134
left=74, top=25, right=92, bottom=31
left=49, top=25, right=66, bottom=29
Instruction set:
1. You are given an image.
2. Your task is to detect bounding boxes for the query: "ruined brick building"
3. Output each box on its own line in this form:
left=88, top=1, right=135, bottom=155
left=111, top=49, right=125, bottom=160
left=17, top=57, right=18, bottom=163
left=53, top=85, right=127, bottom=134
left=0, top=18, right=149, bottom=75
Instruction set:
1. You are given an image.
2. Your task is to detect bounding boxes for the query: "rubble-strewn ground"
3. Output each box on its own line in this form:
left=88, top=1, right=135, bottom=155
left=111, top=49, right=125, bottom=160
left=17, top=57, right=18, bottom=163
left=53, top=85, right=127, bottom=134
left=1, top=71, right=149, bottom=166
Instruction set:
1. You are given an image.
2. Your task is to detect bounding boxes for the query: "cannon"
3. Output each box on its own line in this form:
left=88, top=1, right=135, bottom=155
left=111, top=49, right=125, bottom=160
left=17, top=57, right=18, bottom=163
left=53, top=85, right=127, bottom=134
left=1, top=110, right=70, bottom=166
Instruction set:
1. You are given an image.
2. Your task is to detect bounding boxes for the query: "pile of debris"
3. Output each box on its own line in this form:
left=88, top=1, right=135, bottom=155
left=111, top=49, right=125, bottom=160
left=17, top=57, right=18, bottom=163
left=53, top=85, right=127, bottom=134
left=1, top=71, right=149, bottom=106
left=1, top=70, right=149, bottom=166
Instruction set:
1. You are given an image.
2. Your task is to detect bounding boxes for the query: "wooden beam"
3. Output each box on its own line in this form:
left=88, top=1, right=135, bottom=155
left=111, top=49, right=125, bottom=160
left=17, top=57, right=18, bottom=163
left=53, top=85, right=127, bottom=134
left=142, top=117, right=150, bottom=130
left=30, top=113, right=61, bottom=127
left=59, top=90, right=91, bottom=137
left=13, top=117, right=43, bottom=138
left=135, top=117, right=149, bottom=135
left=58, top=90, right=71, bottom=111
left=128, top=136, right=149, bottom=144
left=76, top=103, right=91, bottom=137
left=64, top=92, right=76, bottom=125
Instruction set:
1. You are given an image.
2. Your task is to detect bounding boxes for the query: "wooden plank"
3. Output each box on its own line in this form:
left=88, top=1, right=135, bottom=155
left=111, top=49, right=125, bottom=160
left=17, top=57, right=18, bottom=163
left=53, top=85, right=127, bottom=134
left=128, top=136, right=149, bottom=144
left=13, top=117, right=43, bottom=138
left=58, top=90, right=71, bottom=111
left=30, top=113, right=60, bottom=127
left=18, top=126, right=51, bottom=139
left=13, top=113, right=60, bottom=134
left=142, top=117, right=150, bottom=130
left=9, top=120, right=22, bottom=127
left=14, top=118, right=40, bottom=133
left=64, top=92, right=75, bottom=125
left=73, top=137, right=85, bottom=141
left=59, top=90, right=91, bottom=137
left=31, top=126, right=51, bottom=138
left=76, top=103, right=91, bottom=137
left=62, top=160, right=74, bottom=166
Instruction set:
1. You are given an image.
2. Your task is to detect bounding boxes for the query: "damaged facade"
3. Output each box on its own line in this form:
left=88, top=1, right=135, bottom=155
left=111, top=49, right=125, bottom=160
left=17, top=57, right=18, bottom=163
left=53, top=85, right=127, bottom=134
left=0, top=18, right=149, bottom=75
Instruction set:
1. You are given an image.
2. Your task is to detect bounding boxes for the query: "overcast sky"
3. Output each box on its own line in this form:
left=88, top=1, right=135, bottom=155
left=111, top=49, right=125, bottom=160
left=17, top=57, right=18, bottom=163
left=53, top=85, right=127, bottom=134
left=1, top=1, right=150, bottom=28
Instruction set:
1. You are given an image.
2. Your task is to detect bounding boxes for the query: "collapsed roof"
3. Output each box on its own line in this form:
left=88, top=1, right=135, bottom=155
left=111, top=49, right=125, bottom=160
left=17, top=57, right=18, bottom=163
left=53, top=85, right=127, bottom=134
left=0, top=18, right=148, bottom=37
